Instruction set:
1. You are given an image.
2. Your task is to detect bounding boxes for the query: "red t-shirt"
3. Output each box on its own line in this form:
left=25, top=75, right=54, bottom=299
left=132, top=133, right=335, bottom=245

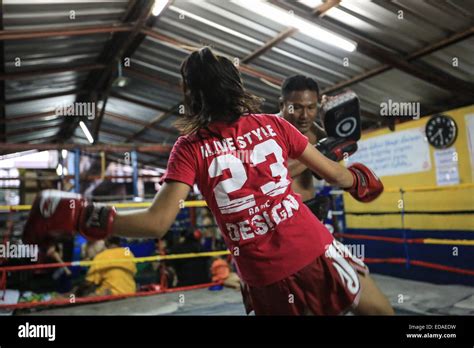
left=162, top=114, right=334, bottom=286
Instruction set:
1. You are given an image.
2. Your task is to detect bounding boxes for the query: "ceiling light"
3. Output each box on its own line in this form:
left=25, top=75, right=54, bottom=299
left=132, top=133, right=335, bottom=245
left=56, top=164, right=63, bottom=176
left=152, top=0, right=168, bottom=16
left=231, top=0, right=357, bottom=52
left=79, top=121, right=94, bottom=144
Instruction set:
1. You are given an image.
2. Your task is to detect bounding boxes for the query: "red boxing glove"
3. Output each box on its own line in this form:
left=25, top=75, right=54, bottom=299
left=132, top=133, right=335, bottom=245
left=345, top=163, right=383, bottom=202
left=79, top=202, right=116, bottom=240
left=23, top=190, right=116, bottom=249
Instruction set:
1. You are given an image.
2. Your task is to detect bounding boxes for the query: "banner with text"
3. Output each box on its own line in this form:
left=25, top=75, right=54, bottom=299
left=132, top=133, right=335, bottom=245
left=347, top=127, right=431, bottom=177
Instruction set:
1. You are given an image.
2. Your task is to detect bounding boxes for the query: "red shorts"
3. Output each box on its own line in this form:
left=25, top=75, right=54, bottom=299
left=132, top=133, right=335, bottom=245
left=241, top=240, right=368, bottom=315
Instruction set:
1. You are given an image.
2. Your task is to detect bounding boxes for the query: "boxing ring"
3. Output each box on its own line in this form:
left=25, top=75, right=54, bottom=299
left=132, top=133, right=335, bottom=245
left=1, top=183, right=473, bottom=315
left=2, top=273, right=473, bottom=316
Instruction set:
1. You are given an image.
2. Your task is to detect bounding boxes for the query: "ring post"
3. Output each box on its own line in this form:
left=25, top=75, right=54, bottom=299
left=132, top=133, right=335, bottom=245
left=131, top=150, right=138, bottom=199
left=74, top=148, right=81, bottom=193
left=400, top=188, right=410, bottom=269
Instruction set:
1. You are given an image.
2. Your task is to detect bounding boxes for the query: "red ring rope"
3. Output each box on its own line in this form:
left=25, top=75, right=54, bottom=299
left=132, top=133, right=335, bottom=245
left=0, top=281, right=221, bottom=310
left=1, top=261, right=75, bottom=272
left=364, top=258, right=474, bottom=276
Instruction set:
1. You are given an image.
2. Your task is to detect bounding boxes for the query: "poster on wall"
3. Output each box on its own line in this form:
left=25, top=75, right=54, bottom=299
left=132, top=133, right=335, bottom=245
left=434, top=147, right=459, bottom=186
left=465, top=114, right=474, bottom=180
left=347, top=127, right=431, bottom=177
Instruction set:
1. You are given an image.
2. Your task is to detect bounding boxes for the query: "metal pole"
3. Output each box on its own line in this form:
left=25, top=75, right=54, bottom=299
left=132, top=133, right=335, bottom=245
left=74, top=148, right=81, bottom=194
left=131, top=150, right=138, bottom=199
left=58, top=151, right=64, bottom=191
left=400, top=189, right=410, bottom=269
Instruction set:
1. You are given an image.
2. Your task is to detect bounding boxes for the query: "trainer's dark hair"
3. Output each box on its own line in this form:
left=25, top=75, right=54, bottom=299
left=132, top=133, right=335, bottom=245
left=176, top=47, right=263, bottom=135
left=281, top=75, right=320, bottom=100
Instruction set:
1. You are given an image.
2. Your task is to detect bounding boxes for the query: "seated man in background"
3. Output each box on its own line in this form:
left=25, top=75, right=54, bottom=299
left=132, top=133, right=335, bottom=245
left=169, top=229, right=210, bottom=286
left=80, top=239, right=106, bottom=261
left=46, top=242, right=73, bottom=293
left=211, top=256, right=240, bottom=289
left=74, top=237, right=137, bottom=297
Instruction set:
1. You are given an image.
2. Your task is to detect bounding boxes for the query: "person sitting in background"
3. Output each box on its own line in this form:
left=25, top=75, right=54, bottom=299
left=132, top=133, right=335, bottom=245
left=46, top=243, right=72, bottom=293
left=211, top=256, right=240, bottom=289
left=169, top=229, right=210, bottom=286
left=74, top=237, right=137, bottom=297
left=201, top=209, right=227, bottom=251
left=201, top=214, right=216, bottom=251
left=80, top=240, right=106, bottom=261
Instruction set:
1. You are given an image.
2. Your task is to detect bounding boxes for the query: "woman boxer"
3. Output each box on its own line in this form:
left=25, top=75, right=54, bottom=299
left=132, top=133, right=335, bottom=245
left=25, top=47, right=393, bottom=316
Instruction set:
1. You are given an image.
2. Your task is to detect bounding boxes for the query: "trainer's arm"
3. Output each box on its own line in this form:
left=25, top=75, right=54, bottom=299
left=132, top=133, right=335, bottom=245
left=297, top=143, right=353, bottom=188
left=287, top=158, right=308, bottom=177
left=112, top=181, right=191, bottom=239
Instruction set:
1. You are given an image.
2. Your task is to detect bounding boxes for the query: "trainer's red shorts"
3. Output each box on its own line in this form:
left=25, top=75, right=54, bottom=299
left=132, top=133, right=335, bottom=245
left=241, top=240, right=369, bottom=315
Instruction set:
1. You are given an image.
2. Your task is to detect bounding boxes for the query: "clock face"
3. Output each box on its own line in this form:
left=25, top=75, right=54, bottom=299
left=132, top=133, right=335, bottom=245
left=425, top=114, right=457, bottom=149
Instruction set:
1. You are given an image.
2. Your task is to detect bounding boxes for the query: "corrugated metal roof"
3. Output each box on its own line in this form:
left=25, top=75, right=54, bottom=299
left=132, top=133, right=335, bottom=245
left=4, top=35, right=108, bottom=72
left=3, top=0, right=129, bottom=30
left=5, top=72, right=89, bottom=99
left=2, top=0, right=130, bottom=147
left=1, top=0, right=473, bottom=165
left=419, top=36, right=474, bottom=83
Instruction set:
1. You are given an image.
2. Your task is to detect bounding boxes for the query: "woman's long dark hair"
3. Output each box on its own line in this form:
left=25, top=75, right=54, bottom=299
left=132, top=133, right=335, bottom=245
left=176, top=47, right=263, bottom=135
